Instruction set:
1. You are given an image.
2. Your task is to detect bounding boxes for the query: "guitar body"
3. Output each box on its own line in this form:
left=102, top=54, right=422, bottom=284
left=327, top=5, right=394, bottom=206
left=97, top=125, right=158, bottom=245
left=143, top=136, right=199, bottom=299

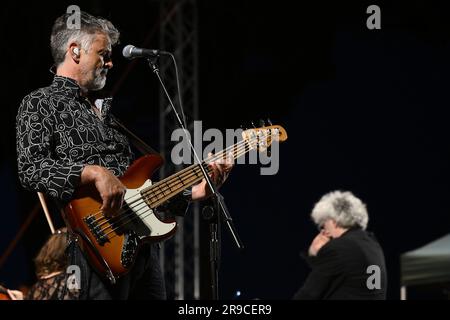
left=63, top=154, right=177, bottom=283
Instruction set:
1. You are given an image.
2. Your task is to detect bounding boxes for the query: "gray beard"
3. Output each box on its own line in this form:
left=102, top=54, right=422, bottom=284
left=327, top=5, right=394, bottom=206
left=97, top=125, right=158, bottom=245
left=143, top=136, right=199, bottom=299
left=90, top=73, right=106, bottom=91
left=86, top=69, right=107, bottom=91
left=91, top=76, right=106, bottom=91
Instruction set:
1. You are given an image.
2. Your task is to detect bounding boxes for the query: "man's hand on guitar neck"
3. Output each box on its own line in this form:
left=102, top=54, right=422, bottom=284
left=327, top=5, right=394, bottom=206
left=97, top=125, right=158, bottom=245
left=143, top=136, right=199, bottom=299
left=191, top=152, right=234, bottom=201
left=81, top=165, right=127, bottom=217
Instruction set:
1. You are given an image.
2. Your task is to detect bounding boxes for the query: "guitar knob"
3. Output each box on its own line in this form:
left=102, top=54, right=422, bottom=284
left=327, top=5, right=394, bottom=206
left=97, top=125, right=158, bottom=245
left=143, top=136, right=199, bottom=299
left=267, top=118, right=272, bottom=126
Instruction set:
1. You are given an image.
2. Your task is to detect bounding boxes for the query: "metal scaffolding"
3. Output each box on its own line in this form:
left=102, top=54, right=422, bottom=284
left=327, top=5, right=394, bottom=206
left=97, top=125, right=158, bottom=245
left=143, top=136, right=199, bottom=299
left=158, top=0, right=200, bottom=300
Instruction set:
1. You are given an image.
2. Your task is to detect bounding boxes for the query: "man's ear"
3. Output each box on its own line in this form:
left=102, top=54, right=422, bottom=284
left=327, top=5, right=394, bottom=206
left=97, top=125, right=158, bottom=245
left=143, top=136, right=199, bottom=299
left=69, top=43, right=81, bottom=63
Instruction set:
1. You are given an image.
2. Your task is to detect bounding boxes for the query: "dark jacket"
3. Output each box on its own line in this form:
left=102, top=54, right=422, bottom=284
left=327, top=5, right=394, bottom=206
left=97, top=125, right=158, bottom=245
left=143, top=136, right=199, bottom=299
left=293, top=228, right=387, bottom=300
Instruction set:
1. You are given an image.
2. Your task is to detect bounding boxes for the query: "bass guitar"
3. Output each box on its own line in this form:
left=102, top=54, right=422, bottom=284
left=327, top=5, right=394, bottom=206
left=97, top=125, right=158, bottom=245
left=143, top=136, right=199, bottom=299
left=63, top=125, right=287, bottom=283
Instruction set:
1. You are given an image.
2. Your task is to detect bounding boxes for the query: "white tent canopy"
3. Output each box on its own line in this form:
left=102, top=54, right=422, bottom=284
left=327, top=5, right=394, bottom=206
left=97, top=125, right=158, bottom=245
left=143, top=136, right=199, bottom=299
left=401, top=233, right=450, bottom=296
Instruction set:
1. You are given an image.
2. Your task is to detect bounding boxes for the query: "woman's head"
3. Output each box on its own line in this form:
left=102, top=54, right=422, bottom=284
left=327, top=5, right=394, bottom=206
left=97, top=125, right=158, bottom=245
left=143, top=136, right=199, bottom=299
left=34, top=228, right=68, bottom=278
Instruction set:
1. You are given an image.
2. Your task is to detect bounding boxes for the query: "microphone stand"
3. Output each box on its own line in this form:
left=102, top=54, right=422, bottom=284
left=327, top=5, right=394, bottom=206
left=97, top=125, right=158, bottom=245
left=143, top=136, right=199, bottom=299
left=147, top=56, right=244, bottom=300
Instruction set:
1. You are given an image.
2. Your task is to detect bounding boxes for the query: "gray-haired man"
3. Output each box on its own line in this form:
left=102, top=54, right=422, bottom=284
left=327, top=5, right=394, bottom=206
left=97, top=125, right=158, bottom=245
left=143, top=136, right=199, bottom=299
left=293, top=191, right=387, bottom=300
left=16, top=10, right=232, bottom=300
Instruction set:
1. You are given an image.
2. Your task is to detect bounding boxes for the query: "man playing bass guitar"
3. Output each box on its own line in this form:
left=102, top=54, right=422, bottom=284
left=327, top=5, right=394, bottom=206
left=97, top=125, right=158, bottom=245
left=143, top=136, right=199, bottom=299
left=16, top=10, right=232, bottom=300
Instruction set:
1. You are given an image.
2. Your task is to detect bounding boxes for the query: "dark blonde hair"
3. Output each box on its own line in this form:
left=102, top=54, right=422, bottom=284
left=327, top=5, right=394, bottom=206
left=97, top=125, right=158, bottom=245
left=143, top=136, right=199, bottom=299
left=34, top=228, right=68, bottom=278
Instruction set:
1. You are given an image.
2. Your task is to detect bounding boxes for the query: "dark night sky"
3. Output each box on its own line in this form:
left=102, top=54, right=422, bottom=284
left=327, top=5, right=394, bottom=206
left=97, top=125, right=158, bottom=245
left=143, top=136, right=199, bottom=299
left=1, top=0, right=450, bottom=300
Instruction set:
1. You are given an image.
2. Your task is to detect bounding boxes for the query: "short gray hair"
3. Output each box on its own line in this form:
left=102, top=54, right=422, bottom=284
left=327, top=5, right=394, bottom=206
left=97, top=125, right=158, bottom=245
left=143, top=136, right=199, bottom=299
left=311, top=191, right=369, bottom=230
left=50, top=11, right=120, bottom=66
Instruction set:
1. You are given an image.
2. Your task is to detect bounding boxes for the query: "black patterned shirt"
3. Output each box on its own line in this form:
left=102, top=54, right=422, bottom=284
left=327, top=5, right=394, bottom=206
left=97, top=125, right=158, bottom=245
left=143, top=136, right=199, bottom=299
left=16, top=76, right=134, bottom=203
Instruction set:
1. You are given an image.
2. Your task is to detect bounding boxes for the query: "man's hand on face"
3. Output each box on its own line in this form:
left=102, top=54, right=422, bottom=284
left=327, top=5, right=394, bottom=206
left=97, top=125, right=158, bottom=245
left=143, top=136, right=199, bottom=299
left=308, top=231, right=331, bottom=256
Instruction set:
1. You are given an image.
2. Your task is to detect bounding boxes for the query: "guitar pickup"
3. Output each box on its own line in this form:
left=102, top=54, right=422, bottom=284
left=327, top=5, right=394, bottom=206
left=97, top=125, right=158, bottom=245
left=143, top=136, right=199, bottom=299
left=84, top=214, right=109, bottom=246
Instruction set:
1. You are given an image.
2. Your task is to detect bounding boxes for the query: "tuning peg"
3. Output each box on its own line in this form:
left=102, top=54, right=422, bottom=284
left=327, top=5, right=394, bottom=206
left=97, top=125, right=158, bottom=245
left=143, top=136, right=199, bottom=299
left=251, top=121, right=256, bottom=128
left=259, top=119, right=265, bottom=127
left=267, top=118, right=272, bottom=126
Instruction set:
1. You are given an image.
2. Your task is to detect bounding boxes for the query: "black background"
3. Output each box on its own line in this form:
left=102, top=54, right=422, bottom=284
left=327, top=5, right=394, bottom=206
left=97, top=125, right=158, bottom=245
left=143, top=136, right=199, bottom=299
left=1, top=0, right=450, bottom=300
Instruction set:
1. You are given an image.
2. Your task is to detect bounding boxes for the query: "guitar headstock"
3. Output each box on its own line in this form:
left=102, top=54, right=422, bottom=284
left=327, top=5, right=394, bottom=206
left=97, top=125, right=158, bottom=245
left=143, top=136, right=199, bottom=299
left=242, top=124, right=288, bottom=152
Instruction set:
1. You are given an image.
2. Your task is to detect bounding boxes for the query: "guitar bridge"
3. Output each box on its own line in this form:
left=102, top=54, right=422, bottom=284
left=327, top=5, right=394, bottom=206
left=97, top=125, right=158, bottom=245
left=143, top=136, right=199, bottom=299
left=84, top=215, right=109, bottom=245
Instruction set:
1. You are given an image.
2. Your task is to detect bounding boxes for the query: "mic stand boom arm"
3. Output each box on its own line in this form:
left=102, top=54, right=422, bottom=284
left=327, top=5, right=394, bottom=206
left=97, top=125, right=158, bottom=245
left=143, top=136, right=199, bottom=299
left=147, top=56, right=244, bottom=298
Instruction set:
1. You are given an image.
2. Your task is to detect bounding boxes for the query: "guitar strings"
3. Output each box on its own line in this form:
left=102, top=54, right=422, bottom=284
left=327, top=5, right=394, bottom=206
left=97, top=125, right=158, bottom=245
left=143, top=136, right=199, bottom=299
left=137, top=129, right=274, bottom=206
left=100, top=144, right=253, bottom=240
left=87, top=132, right=255, bottom=222
left=88, top=129, right=269, bottom=224
left=94, top=126, right=266, bottom=226
left=98, top=139, right=255, bottom=236
left=102, top=142, right=257, bottom=241
left=86, top=129, right=277, bottom=240
left=87, top=132, right=253, bottom=229
left=91, top=130, right=275, bottom=238
left=94, top=164, right=214, bottom=235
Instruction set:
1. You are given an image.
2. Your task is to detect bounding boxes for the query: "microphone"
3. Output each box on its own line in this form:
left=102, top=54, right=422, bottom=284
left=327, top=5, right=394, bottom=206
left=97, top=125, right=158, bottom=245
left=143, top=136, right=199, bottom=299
left=122, top=45, right=169, bottom=60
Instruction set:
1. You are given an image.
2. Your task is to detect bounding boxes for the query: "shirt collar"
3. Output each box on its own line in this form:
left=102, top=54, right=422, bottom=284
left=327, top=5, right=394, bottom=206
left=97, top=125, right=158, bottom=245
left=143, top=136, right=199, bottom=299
left=51, top=75, right=82, bottom=98
left=93, top=97, right=113, bottom=118
left=51, top=75, right=114, bottom=117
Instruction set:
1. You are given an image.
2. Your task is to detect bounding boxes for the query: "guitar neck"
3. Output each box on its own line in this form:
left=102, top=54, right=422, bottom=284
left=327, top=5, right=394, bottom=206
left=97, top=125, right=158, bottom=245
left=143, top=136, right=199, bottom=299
left=141, top=139, right=253, bottom=208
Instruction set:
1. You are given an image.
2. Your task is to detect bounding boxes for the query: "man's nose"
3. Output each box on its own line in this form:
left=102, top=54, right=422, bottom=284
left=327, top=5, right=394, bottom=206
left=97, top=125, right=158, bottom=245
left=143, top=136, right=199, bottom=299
left=104, top=59, right=113, bottom=69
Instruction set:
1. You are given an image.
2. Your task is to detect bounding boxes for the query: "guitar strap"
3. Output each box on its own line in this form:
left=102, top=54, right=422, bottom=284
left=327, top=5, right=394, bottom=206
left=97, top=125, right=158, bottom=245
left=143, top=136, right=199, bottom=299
left=111, top=116, right=161, bottom=156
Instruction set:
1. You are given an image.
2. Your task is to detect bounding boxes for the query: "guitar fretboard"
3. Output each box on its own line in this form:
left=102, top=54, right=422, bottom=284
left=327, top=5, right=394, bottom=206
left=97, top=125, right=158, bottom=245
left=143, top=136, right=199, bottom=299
left=138, top=125, right=283, bottom=209
left=140, top=140, right=251, bottom=208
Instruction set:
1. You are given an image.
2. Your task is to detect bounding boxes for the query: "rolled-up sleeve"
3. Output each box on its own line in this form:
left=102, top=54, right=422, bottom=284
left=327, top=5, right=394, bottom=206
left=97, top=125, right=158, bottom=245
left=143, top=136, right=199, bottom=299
left=16, top=95, right=84, bottom=203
